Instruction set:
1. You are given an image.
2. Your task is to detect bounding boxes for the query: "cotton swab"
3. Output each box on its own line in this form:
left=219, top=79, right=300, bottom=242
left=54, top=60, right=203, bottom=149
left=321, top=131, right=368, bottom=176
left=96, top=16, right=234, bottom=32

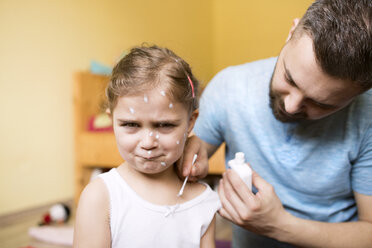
left=177, top=154, right=198, bottom=197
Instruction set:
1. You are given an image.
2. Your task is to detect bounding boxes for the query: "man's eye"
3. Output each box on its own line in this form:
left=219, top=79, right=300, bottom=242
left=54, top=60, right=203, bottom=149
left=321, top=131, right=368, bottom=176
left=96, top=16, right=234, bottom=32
left=284, top=74, right=296, bottom=87
left=308, top=100, right=337, bottom=110
left=313, top=103, right=336, bottom=110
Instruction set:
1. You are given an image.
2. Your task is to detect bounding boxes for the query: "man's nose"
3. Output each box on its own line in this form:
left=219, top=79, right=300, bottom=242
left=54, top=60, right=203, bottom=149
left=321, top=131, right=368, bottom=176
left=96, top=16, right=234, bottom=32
left=284, top=91, right=304, bottom=114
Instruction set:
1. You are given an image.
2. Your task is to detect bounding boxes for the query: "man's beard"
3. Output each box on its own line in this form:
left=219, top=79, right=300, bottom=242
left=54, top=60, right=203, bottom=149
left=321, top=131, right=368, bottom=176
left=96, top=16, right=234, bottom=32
left=269, top=75, right=307, bottom=123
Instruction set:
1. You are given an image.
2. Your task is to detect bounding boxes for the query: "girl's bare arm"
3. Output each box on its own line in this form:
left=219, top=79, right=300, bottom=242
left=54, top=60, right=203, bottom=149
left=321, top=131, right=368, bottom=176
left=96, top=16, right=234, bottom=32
left=73, top=178, right=111, bottom=248
left=200, top=215, right=217, bottom=248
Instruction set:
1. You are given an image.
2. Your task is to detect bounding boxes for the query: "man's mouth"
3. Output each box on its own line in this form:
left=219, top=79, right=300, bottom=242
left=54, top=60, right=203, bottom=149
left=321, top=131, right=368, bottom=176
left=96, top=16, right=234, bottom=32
left=278, top=105, right=292, bottom=117
left=279, top=105, right=307, bottom=121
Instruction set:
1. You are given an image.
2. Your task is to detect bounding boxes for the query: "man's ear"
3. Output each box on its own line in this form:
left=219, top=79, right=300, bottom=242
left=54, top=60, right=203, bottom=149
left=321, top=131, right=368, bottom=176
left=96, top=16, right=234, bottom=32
left=187, top=109, right=199, bottom=134
left=285, top=18, right=300, bottom=43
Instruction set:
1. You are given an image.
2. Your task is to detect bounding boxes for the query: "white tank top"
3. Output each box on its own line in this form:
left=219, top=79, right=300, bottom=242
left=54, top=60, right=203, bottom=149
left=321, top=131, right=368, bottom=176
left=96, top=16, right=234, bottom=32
left=99, top=168, right=221, bottom=248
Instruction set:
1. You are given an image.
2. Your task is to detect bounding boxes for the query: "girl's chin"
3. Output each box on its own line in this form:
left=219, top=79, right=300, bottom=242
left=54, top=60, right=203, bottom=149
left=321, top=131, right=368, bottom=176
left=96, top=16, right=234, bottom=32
left=136, top=161, right=169, bottom=174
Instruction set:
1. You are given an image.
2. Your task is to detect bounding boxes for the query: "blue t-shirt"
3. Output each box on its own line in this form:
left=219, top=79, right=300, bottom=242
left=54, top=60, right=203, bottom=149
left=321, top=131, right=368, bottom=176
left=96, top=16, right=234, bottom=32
left=194, top=57, right=372, bottom=222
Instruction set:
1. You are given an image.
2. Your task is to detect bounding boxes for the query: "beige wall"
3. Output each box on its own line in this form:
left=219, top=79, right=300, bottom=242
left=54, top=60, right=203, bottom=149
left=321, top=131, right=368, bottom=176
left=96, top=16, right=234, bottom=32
left=0, top=0, right=311, bottom=216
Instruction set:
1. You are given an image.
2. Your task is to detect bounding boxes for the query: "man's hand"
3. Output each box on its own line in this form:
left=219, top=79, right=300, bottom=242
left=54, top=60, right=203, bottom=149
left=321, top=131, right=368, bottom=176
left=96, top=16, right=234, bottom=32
left=218, top=169, right=290, bottom=239
left=176, top=135, right=209, bottom=181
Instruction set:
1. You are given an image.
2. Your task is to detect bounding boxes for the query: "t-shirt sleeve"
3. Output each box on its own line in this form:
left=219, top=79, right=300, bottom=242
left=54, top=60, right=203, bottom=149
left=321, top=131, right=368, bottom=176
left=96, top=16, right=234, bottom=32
left=351, top=123, right=372, bottom=195
left=200, top=187, right=221, bottom=236
left=194, top=70, right=227, bottom=146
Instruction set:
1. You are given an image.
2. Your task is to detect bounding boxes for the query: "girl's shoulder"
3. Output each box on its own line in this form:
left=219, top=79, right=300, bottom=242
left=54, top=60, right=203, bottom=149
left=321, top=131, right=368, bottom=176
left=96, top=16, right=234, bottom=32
left=181, top=181, right=216, bottom=203
left=187, top=181, right=208, bottom=196
left=77, top=177, right=110, bottom=214
left=180, top=181, right=221, bottom=216
left=74, top=177, right=111, bottom=246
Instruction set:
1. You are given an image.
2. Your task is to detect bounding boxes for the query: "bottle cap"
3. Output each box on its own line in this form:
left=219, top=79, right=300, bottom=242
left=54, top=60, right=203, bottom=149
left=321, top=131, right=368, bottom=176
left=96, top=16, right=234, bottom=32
left=235, top=152, right=245, bottom=164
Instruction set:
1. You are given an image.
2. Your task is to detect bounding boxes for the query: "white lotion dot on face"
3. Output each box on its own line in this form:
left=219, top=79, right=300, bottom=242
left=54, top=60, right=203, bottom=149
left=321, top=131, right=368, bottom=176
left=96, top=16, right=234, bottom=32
left=169, top=103, right=173, bottom=109
left=144, top=94, right=148, bottom=103
left=155, top=134, right=160, bottom=139
left=149, top=131, right=153, bottom=137
left=147, top=150, right=152, bottom=155
left=160, top=162, right=166, bottom=167
left=160, top=90, right=166, bottom=96
left=176, top=140, right=180, bottom=145
left=129, top=107, right=135, bottom=114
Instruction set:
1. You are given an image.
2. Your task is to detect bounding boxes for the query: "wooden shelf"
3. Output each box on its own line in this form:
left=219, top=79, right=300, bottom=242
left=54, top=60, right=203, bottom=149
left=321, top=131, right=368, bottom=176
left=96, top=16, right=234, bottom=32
left=78, top=132, right=122, bottom=166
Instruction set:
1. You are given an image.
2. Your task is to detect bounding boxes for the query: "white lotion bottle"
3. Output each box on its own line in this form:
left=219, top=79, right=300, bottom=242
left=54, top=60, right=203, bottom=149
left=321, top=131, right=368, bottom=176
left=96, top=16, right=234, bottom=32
left=228, top=152, right=252, bottom=191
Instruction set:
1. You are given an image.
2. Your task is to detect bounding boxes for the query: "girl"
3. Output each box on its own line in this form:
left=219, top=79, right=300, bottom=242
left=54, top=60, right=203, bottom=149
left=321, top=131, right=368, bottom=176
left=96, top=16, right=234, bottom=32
left=73, top=45, right=221, bottom=248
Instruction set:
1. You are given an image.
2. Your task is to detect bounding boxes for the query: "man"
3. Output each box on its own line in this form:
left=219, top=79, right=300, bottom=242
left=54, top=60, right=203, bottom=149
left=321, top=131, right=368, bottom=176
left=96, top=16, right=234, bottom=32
left=180, top=0, right=372, bottom=247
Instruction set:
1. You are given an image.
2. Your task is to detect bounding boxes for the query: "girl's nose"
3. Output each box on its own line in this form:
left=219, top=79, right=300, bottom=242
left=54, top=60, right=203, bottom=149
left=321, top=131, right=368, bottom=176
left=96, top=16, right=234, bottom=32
left=284, top=90, right=304, bottom=115
left=140, top=131, right=158, bottom=150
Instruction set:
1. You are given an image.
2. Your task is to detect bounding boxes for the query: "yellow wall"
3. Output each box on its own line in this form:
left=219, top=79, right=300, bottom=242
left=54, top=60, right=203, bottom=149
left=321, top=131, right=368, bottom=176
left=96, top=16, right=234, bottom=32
left=0, top=0, right=213, bottom=216
left=0, top=0, right=311, bottom=216
left=213, top=0, right=313, bottom=72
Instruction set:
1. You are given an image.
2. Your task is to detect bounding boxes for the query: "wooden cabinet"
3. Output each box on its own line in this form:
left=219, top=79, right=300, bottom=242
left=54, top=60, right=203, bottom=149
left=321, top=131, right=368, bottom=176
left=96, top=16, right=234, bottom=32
left=73, top=72, right=225, bottom=204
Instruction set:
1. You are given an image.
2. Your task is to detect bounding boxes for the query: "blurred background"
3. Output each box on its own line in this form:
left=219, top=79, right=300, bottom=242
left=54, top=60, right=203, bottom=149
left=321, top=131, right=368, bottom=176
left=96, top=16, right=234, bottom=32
left=0, top=0, right=312, bottom=245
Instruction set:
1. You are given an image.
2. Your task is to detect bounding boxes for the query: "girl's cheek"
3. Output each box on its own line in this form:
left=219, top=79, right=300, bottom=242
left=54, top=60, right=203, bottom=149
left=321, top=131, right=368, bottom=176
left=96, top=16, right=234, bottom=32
left=160, top=132, right=186, bottom=147
left=116, top=133, right=138, bottom=150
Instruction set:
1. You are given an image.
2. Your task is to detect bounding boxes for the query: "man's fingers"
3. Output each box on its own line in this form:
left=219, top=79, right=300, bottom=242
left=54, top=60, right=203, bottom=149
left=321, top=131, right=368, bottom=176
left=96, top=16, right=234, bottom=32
left=186, top=163, right=200, bottom=182
left=252, top=170, right=272, bottom=193
left=182, top=137, right=201, bottom=176
left=218, top=208, right=234, bottom=222
left=225, top=169, right=256, bottom=205
left=218, top=179, right=242, bottom=224
left=223, top=171, right=259, bottom=223
left=176, top=136, right=199, bottom=179
left=190, top=149, right=208, bottom=178
left=176, top=135, right=209, bottom=180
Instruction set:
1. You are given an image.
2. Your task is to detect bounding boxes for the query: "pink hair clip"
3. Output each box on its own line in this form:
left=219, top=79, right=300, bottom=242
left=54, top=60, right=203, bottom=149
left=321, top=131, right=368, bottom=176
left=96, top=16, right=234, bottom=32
left=187, top=75, right=195, bottom=98
left=174, top=58, right=195, bottom=98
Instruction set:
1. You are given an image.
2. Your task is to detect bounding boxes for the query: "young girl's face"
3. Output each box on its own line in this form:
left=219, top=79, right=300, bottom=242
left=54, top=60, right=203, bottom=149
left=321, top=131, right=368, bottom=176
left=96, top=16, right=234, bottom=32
left=112, top=86, right=197, bottom=175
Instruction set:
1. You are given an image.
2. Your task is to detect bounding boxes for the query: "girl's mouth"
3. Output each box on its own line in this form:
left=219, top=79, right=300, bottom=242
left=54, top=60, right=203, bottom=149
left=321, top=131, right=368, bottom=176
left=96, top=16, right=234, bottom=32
left=138, top=154, right=162, bottom=160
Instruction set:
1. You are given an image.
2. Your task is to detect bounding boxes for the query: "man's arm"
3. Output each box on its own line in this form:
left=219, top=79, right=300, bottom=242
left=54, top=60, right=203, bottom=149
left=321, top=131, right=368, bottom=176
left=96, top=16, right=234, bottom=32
left=279, top=192, right=372, bottom=248
left=219, top=169, right=372, bottom=248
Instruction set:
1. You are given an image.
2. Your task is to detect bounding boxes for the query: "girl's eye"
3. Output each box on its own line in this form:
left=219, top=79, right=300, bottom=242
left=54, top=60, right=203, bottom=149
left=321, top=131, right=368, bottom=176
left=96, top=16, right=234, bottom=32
left=157, top=123, right=176, bottom=129
left=121, top=122, right=139, bottom=128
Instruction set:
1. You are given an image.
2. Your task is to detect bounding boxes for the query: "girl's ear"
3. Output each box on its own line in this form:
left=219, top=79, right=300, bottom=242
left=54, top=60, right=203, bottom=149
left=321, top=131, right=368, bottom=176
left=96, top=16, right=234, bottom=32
left=106, top=108, right=112, bottom=117
left=187, top=109, right=199, bottom=134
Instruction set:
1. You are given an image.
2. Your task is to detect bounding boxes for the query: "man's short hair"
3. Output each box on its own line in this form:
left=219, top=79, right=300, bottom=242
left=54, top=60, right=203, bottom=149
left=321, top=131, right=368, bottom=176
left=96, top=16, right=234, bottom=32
left=297, top=0, right=371, bottom=89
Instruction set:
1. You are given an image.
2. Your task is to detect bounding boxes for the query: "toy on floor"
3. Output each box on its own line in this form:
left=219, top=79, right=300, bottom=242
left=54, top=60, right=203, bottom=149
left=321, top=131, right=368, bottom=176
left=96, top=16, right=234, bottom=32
left=38, top=203, right=71, bottom=226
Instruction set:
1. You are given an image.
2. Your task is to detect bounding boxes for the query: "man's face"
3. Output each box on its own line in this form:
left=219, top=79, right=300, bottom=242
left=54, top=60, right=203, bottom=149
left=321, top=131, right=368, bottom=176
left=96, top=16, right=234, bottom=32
left=269, top=33, right=361, bottom=123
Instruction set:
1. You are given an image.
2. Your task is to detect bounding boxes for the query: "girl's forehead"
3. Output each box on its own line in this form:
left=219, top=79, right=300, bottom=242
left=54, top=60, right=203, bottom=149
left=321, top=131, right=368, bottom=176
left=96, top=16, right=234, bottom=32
left=115, top=88, right=185, bottom=113
left=124, top=87, right=172, bottom=101
left=113, top=94, right=189, bottom=122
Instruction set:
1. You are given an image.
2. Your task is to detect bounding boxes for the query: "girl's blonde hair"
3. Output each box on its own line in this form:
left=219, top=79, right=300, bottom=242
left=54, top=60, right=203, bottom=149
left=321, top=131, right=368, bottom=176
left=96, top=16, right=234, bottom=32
left=106, top=45, right=199, bottom=114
